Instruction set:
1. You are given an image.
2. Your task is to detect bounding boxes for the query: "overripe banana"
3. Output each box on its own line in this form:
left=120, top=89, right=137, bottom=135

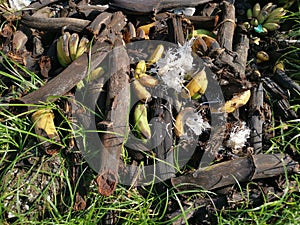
left=174, top=107, right=194, bottom=137
left=31, top=109, right=62, bottom=154
left=147, top=44, right=164, bottom=65
left=132, top=79, right=152, bottom=102
left=138, top=74, right=159, bottom=88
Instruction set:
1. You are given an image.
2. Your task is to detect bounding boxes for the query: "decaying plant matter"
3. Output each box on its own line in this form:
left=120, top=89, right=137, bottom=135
left=0, top=0, right=299, bottom=223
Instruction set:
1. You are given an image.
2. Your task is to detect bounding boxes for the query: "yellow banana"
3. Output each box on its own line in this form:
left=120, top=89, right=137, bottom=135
left=138, top=74, right=158, bottom=88
left=134, top=103, right=151, bottom=139
left=147, top=44, right=164, bottom=65
left=86, top=67, right=105, bottom=82
left=75, top=36, right=89, bottom=58
left=181, top=68, right=208, bottom=98
left=137, top=22, right=157, bottom=36
left=135, top=60, right=147, bottom=78
left=132, top=79, right=152, bottom=102
left=56, top=36, right=70, bottom=67
left=69, top=33, right=79, bottom=61
left=273, top=61, right=284, bottom=73
left=256, top=51, right=269, bottom=63
left=31, top=109, right=61, bottom=154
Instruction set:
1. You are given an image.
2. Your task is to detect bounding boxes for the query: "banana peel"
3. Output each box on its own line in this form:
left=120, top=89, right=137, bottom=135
left=181, top=68, right=208, bottom=99
left=221, top=90, right=251, bottom=113
left=174, top=107, right=194, bottom=137
left=31, top=109, right=62, bottom=155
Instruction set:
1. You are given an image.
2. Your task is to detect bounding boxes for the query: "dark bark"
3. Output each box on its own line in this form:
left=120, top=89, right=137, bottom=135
left=263, top=77, right=297, bottom=119
left=186, top=16, right=218, bottom=30
left=167, top=15, right=185, bottom=45
left=273, top=69, right=300, bottom=100
left=248, top=83, right=264, bottom=154
left=233, top=33, right=249, bottom=82
left=216, top=1, right=235, bottom=51
left=109, top=0, right=214, bottom=14
left=21, top=13, right=90, bottom=32
left=96, top=41, right=131, bottom=197
left=171, top=154, right=299, bottom=191
left=86, top=12, right=113, bottom=36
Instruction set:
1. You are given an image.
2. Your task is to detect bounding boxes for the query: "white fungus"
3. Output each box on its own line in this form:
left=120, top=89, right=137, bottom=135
left=185, top=112, right=210, bottom=136
left=156, top=40, right=194, bottom=92
left=227, top=122, right=251, bottom=150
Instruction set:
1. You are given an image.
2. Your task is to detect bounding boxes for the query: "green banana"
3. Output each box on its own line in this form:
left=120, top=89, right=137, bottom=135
left=62, top=32, right=72, bottom=64
left=263, top=22, right=280, bottom=31
left=252, top=3, right=261, bottom=18
left=246, top=8, right=253, bottom=19
left=134, top=103, right=151, bottom=139
left=69, top=33, right=79, bottom=61
left=264, top=7, right=286, bottom=23
left=257, top=2, right=275, bottom=24
left=250, top=18, right=259, bottom=26
left=56, top=36, right=70, bottom=67
left=75, top=36, right=89, bottom=58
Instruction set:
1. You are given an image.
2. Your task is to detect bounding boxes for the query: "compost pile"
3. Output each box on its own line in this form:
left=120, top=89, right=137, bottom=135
left=0, top=0, right=299, bottom=224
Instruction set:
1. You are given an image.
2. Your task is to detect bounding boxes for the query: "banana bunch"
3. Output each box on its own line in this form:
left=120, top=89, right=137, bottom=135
left=56, top=32, right=89, bottom=67
left=246, top=2, right=287, bottom=33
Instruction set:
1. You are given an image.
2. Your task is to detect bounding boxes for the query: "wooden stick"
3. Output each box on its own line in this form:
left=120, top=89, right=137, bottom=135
left=21, top=13, right=90, bottom=32
left=109, top=0, right=214, bottom=14
left=171, top=154, right=298, bottom=191
left=96, top=40, right=131, bottom=196
left=233, top=33, right=249, bottom=82
left=248, top=83, right=264, bottom=154
left=216, top=1, right=235, bottom=51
